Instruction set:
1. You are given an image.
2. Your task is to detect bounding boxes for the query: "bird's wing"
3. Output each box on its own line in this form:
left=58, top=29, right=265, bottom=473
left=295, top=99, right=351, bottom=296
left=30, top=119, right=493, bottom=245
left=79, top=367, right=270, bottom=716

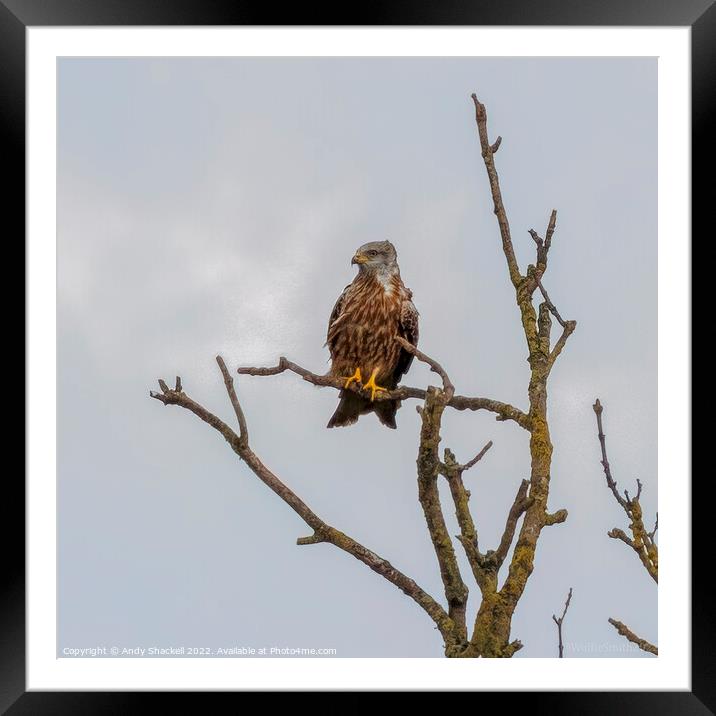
left=326, top=283, right=351, bottom=351
left=393, top=290, right=419, bottom=385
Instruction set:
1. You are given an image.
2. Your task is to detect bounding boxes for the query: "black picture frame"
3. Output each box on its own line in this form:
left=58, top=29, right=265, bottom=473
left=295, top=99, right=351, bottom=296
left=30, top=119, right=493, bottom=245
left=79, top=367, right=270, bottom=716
left=6, top=1, right=705, bottom=710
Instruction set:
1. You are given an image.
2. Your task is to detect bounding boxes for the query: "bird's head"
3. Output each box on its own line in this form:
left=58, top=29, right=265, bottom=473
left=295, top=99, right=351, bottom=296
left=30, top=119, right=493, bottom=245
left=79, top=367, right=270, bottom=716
left=351, top=240, right=398, bottom=274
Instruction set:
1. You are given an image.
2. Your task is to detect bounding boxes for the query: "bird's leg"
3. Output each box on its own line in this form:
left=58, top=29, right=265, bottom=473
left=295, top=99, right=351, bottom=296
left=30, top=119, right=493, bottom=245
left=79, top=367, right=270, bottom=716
left=363, top=368, right=388, bottom=402
left=341, top=367, right=362, bottom=389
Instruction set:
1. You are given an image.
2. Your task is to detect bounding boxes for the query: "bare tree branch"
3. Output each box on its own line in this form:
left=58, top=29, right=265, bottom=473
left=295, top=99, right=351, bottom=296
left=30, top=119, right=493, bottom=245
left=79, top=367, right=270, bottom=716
left=395, top=336, right=454, bottom=401
left=544, top=509, right=569, bottom=526
left=237, top=353, right=530, bottom=429
left=593, top=399, right=658, bottom=583
left=528, top=229, right=543, bottom=248
left=442, top=447, right=488, bottom=589
left=471, top=93, right=522, bottom=288
left=536, top=276, right=566, bottom=328
left=216, top=356, right=248, bottom=447
left=607, top=527, right=635, bottom=549
left=503, top=639, right=523, bottom=657
left=529, top=209, right=557, bottom=277
left=461, top=441, right=494, bottom=472
left=151, top=359, right=457, bottom=646
left=547, top=320, right=578, bottom=371
left=593, top=400, right=658, bottom=657
left=543, top=210, right=557, bottom=254
left=527, top=211, right=577, bottom=366
left=592, top=398, right=629, bottom=509
left=552, top=587, right=573, bottom=658
left=439, top=394, right=529, bottom=427
left=416, top=387, right=469, bottom=644
left=648, top=513, right=658, bottom=541
left=493, top=480, right=531, bottom=568
left=608, top=618, right=658, bottom=656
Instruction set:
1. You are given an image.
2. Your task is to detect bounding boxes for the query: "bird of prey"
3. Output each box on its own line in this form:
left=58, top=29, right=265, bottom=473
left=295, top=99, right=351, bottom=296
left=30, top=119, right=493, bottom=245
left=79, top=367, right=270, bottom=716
left=326, top=240, right=419, bottom=429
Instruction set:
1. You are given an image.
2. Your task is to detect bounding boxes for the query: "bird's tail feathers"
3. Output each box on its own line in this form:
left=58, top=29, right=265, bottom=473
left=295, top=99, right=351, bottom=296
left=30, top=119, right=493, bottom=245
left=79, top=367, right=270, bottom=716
left=327, top=390, right=372, bottom=428
left=373, top=399, right=400, bottom=429
left=327, top=391, right=400, bottom=429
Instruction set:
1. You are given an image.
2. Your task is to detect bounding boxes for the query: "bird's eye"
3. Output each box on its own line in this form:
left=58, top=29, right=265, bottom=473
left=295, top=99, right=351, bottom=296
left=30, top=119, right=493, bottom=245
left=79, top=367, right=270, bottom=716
left=368, top=250, right=378, bottom=257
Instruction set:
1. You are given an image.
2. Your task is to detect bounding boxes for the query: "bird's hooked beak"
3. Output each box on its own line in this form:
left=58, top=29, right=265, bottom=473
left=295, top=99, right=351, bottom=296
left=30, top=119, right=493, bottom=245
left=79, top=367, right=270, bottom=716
left=351, top=252, right=368, bottom=266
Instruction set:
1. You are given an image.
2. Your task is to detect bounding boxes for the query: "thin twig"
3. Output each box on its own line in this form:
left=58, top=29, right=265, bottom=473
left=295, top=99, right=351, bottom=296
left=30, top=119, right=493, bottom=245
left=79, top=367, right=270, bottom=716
left=552, top=587, right=573, bottom=658
left=592, top=399, right=628, bottom=508
left=528, top=229, right=543, bottom=249
left=471, top=93, right=521, bottom=288
left=216, top=355, right=248, bottom=446
left=461, top=441, right=494, bottom=472
left=536, top=277, right=567, bottom=328
left=395, top=336, right=455, bottom=401
left=648, top=513, right=658, bottom=541
left=544, top=210, right=557, bottom=253
left=533, top=210, right=557, bottom=271
left=493, top=480, right=531, bottom=568
left=442, top=448, right=486, bottom=589
left=527, top=209, right=576, bottom=361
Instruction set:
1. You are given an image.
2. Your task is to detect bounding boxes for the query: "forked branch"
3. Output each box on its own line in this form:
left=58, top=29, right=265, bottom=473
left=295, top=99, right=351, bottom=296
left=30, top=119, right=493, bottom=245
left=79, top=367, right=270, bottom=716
left=441, top=445, right=490, bottom=589
left=592, top=399, right=658, bottom=583
left=593, top=399, right=658, bottom=657
left=150, top=357, right=456, bottom=645
left=552, top=587, right=573, bottom=658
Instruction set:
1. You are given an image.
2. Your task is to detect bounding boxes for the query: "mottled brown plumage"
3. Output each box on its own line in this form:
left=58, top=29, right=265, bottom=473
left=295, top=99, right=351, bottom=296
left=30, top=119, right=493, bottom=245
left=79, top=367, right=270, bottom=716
left=326, top=241, right=419, bottom=428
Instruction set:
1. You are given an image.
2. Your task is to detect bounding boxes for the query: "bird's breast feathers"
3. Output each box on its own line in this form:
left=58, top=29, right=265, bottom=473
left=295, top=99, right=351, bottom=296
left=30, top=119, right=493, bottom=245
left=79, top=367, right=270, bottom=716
left=343, top=273, right=404, bottom=322
left=328, top=274, right=409, bottom=356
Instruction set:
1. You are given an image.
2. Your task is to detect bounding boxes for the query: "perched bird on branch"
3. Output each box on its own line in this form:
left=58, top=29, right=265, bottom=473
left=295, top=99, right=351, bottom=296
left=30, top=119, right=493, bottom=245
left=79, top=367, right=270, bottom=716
left=326, top=240, right=419, bottom=429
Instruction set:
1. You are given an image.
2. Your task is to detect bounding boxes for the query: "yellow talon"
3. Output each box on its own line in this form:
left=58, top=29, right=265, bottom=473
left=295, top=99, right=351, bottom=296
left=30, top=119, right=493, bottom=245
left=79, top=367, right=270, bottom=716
left=342, top=367, right=362, bottom=389
left=363, top=368, right=387, bottom=402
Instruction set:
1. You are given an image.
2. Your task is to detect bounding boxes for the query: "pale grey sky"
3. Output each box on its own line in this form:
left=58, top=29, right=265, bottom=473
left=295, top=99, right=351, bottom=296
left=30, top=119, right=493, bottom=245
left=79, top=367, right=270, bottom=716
left=57, top=57, right=657, bottom=658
